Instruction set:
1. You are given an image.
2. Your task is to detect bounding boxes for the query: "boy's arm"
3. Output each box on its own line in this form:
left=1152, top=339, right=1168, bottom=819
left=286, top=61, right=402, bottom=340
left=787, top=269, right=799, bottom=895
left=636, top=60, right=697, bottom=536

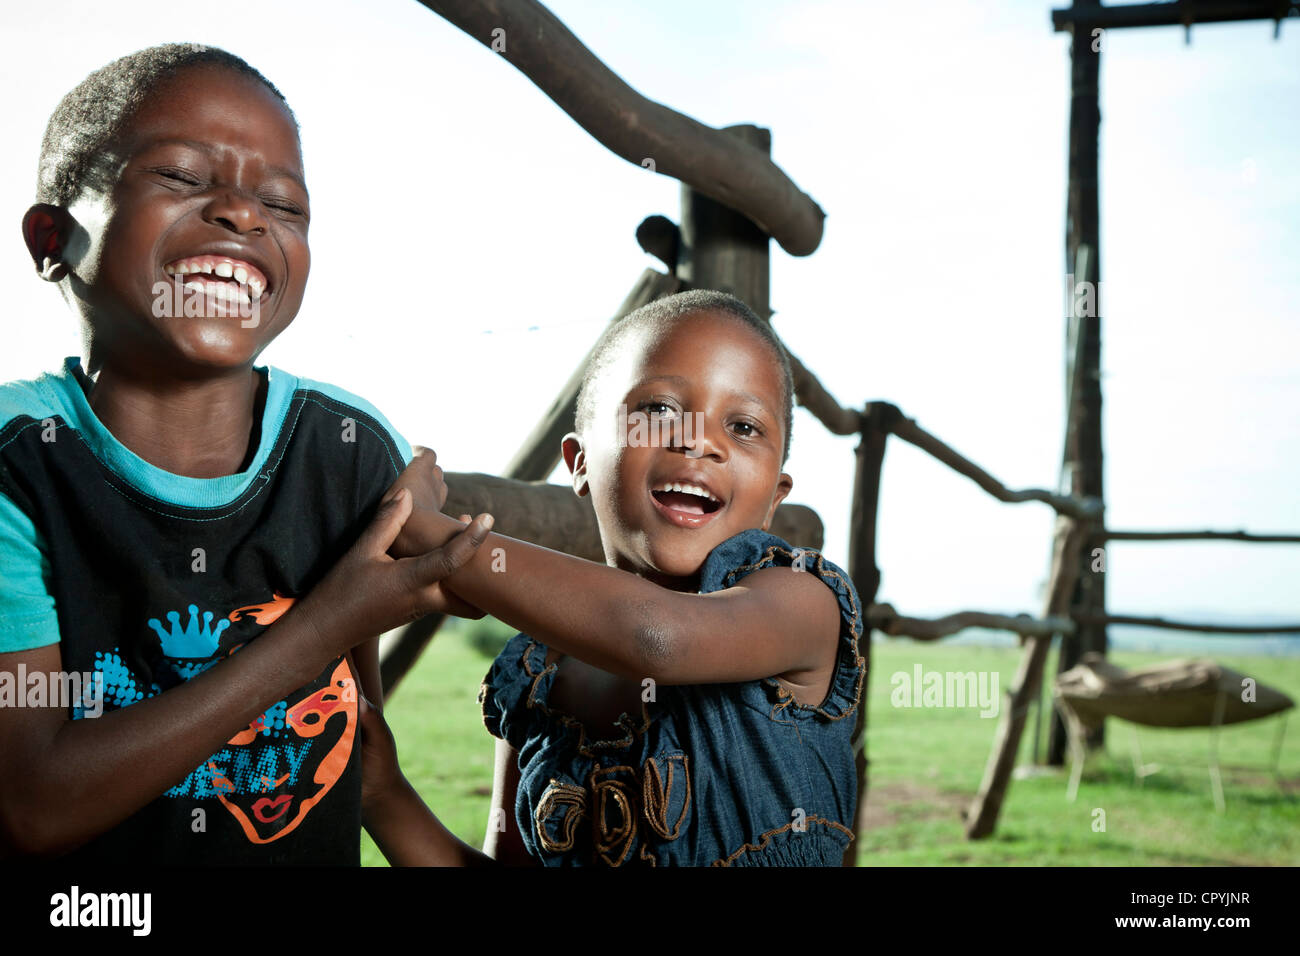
left=483, top=738, right=538, bottom=865
left=0, top=491, right=489, bottom=858
left=0, top=618, right=336, bottom=857
left=357, top=694, right=495, bottom=867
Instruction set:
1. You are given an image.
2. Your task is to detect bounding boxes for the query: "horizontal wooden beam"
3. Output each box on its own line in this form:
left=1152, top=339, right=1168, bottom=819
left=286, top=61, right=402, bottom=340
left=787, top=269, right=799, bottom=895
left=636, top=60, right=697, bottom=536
left=1076, top=613, right=1300, bottom=635
left=868, top=602, right=1076, bottom=640
left=1099, top=529, right=1300, bottom=543
left=1052, top=1, right=1298, bottom=32
left=419, top=0, right=825, bottom=256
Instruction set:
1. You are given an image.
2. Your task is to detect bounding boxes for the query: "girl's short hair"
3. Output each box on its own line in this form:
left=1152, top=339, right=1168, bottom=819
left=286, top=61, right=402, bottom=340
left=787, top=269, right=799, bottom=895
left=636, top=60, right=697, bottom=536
left=575, top=289, right=795, bottom=463
left=37, top=43, right=296, bottom=207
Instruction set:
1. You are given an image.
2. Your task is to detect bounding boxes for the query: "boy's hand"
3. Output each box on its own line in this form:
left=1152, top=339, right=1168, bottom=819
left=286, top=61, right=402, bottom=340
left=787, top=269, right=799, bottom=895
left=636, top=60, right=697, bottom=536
left=292, top=488, right=493, bottom=662
left=357, top=690, right=402, bottom=816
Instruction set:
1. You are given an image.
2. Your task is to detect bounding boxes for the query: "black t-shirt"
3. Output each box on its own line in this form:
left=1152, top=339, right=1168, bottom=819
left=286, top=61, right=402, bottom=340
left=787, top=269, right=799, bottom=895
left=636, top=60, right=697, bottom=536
left=0, top=357, right=411, bottom=864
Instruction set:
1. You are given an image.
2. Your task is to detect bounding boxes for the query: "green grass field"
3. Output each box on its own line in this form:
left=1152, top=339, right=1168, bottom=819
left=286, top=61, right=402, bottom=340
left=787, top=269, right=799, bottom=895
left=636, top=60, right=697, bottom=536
left=361, top=619, right=1300, bottom=866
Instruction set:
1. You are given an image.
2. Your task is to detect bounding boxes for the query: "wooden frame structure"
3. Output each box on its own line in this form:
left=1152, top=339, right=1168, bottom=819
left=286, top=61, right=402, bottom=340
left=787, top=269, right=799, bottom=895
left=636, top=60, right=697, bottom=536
left=383, top=0, right=1300, bottom=861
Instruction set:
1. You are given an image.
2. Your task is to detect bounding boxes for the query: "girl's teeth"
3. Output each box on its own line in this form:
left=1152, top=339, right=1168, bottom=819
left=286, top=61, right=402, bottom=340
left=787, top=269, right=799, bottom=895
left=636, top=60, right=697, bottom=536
left=657, top=482, right=717, bottom=501
left=233, top=266, right=248, bottom=283
left=215, top=262, right=234, bottom=278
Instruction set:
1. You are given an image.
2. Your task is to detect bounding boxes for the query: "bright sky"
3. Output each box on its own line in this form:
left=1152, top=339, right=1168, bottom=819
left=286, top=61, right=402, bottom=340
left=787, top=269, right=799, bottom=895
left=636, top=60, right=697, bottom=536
left=2, top=0, right=1297, bottom=626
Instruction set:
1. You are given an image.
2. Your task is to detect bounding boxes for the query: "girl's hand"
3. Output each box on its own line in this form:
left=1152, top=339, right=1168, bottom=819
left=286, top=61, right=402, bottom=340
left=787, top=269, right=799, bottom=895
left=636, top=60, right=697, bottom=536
left=383, top=446, right=486, bottom=618
left=291, top=488, right=493, bottom=661
left=385, top=445, right=451, bottom=558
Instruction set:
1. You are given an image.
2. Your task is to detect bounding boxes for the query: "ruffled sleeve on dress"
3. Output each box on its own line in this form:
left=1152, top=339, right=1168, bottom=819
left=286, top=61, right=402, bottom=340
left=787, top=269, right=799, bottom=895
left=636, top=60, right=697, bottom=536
left=696, top=528, right=866, bottom=722
left=479, top=632, right=552, bottom=750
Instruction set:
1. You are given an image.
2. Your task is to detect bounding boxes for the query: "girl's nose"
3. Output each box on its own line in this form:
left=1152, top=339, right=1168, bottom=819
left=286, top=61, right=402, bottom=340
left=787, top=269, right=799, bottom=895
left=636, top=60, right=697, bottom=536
left=678, top=413, right=726, bottom=461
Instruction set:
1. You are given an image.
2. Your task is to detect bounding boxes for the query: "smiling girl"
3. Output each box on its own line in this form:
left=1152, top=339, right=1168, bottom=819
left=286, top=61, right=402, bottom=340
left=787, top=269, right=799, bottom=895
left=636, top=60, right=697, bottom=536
left=364, top=290, right=866, bottom=867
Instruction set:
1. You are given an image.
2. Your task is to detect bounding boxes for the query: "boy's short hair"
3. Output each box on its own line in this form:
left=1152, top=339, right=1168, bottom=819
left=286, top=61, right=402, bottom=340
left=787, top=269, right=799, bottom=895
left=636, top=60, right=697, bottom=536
left=575, top=289, right=795, bottom=463
left=37, top=43, right=296, bottom=207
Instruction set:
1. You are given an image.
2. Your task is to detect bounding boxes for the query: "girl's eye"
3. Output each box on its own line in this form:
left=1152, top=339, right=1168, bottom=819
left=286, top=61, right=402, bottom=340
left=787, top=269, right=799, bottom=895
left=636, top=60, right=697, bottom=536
left=730, top=420, right=761, bottom=438
left=640, top=401, right=676, bottom=418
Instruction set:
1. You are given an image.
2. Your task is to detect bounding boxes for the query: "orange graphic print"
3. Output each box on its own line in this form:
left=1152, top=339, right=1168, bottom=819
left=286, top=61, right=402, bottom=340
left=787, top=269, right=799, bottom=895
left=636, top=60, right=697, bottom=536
left=215, top=657, right=357, bottom=844
left=228, top=592, right=296, bottom=626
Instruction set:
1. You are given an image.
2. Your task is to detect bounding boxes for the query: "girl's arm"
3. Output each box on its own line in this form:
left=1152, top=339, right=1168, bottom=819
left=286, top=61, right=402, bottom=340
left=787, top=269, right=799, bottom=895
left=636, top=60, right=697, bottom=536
left=0, top=491, right=490, bottom=858
left=389, top=459, right=843, bottom=687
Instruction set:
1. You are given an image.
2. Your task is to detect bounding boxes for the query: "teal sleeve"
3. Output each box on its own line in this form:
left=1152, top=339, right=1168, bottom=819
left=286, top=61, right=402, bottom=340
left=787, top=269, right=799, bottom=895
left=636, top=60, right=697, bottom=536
left=0, top=491, right=60, bottom=652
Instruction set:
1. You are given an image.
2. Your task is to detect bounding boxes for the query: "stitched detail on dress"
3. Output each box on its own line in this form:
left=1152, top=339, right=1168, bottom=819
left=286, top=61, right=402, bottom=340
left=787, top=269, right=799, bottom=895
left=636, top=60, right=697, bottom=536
left=590, top=763, right=638, bottom=867
left=534, top=779, right=587, bottom=854
left=642, top=754, right=692, bottom=841
left=520, top=641, right=655, bottom=757
left=638, top=844, right=658, bottom=866
left=724, top=544, right=866, bottom=722
left=710, top=815, right=855, bottom=867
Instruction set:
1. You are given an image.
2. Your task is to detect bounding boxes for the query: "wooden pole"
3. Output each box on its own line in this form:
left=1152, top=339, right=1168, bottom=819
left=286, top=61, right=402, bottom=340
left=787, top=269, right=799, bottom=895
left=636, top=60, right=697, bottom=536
left=1050, top=5, right=1107, bottom=764
left=964, top=515, right=1087, bottom=838
left=678, top=124, right=772, bottom=318
left=842, top=404, right=895, bottom=864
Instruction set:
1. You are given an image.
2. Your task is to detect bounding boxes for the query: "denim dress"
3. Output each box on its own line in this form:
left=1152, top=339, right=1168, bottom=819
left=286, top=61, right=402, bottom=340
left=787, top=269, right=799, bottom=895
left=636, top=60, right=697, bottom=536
left=479, top=529, right=866, bottom=867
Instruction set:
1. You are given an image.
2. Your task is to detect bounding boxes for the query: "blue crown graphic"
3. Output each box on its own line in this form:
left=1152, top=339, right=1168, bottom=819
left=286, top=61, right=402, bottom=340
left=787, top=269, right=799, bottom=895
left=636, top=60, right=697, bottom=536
left=148, top=605, right=230, bottom=659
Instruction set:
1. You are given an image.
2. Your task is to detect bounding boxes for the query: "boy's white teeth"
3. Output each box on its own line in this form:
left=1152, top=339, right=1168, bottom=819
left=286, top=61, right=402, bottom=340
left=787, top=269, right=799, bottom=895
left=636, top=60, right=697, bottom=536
left=182, top=279, right=251, bottom=305
left=163, top=256, right=268, bottom=296
left=655, top=482, right=718, bottom=501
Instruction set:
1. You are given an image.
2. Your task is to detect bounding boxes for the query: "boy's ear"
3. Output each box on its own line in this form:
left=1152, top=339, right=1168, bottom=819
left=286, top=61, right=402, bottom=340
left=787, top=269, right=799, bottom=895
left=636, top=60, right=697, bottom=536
left=561, top=432, right=589, bottom=498
left=22, top=204, right=70, bottom=282
left=761, top=472, right=794, bottom=531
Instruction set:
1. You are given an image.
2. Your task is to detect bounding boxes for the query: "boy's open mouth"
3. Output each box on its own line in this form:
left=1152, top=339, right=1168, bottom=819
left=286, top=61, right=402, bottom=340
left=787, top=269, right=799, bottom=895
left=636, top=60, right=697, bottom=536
left=163, top=254, right=269, bottom=301
left=650, top=481, right=723, bottom=528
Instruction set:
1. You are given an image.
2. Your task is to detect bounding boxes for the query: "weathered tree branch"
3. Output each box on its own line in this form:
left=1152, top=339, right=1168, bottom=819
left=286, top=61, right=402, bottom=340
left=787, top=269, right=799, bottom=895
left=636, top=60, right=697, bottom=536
left=1098, top=529, right=1300, bottom=543
left=417, top=0, right=825, bottom=256
left=889, top=415, right=1103, bottom=520
left=868, top=604, right=1076, bottom=641
left=1075, top=613, right=1300, bottom=635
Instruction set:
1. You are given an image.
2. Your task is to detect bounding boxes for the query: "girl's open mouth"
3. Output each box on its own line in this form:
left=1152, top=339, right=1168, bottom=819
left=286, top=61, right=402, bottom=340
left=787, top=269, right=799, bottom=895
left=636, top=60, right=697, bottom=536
left=650, top=482, right=723, bottom=528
